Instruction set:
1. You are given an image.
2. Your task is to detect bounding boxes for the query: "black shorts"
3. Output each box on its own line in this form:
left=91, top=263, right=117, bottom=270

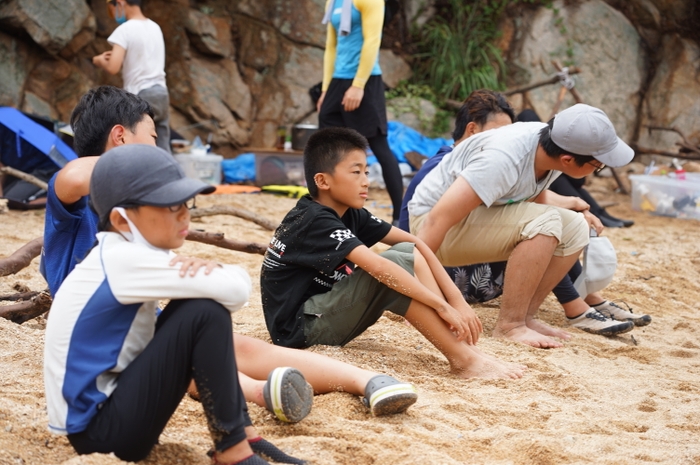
left=319, top=74, right=388, bottom=138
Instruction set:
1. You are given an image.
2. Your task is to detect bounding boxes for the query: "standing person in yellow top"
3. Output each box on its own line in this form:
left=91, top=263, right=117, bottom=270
left=317, top=0, right=404, bottom=225
left=92, top=0, right=171, bottom=154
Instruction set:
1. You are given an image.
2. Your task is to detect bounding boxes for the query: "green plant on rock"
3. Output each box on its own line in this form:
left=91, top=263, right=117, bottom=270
left=386, top=81, right=452, bottom=137
left=411, top=0, right=553, bottom=102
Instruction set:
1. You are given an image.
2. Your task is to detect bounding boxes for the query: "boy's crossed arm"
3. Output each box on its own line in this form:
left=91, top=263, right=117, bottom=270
left=346, top=227, right=482, bottom=344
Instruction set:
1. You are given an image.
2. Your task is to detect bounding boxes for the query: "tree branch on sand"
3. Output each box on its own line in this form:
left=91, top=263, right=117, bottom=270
left=186, top=230, right=267, bottom=255
left=0, top=291, right=52, bottom=324
left=0, top=167, right=49, bottom=191
left=0, top=237, right=43, bottom=277
left=190, top=206, right=278, bottom=231
left=0, top=291, right=40, bottom=301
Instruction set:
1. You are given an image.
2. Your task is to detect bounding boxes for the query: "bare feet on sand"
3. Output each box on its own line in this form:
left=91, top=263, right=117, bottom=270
left=451, top=346, right=526, bottom=380
left=526, top=319, right=571, bottom=341
left=493, top=325, right=564, bottom=349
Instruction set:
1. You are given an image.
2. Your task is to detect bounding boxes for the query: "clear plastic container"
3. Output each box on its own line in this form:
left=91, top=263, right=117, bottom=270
left=629, top=173, right=700, bottom=219
left=174, top=153, right=223, bottom=185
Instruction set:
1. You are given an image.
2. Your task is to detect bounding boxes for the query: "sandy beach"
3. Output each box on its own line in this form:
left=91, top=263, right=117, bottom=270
left=1, top=177, right=699, bottom=465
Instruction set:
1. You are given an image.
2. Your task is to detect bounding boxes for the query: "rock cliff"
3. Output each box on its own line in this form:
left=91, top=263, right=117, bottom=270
left=0, top=0, right=697, bottom=154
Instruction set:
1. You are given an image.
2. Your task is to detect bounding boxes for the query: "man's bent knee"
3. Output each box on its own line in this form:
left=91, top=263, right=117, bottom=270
left=556, top=211, right=589, bottom=257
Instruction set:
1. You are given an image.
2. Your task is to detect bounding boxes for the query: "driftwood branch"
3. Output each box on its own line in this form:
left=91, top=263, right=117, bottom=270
left=504, top=67, right=581, bottom=96
left=638, top=126, right=700, bottom=158
left=0, top=291, right=52, bottom=324
left=0, top=237, right=44, bottom=277
left=633, top=145, right=700, bottom=160
left=190, top=206, right=278, bottom=231
left=551, top=61, right=584, bottom=103
left=0, top=167, right=48, bottom=191
left=186, top=230, right=267, bottom=255
left=0, top=291, right=40, bottom=301
left=646, top=125, right=692, bottom=147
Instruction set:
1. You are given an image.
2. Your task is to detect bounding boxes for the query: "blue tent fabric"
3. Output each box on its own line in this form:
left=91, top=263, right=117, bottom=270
left=0, top=107, right=77, bottom=174
left=385, top=121, right=452, bottom=166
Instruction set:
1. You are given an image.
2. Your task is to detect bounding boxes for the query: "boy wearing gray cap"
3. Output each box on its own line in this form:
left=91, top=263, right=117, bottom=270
left=408, top=104, right=635, bottom=349
left=43, top=145, right=302, bottom=465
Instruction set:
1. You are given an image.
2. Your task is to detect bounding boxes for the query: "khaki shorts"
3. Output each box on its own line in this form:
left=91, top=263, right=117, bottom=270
left=410, top=202, right=588, bottom=267
left=302, top=242, right=415, bottom=347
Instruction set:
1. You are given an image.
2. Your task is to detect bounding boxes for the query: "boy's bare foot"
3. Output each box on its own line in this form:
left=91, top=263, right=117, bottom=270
left=493, top=325, right=563, bottom=349
left=468, top=345, right=528, bottom=373
left=526, top=319, right=571, bottom=340
left=451, top=346, right=526, bottom=379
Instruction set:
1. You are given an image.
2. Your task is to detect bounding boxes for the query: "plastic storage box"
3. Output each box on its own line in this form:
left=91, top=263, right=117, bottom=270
left=174, top=153, right=223, bottom=185
left=629, top=173, right=700, bottom=219
left=252, top=149, right=306, bottom=187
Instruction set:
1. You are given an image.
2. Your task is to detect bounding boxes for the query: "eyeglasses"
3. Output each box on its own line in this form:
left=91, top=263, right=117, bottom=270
left=167, top=198, right=196, bottom=212
left=586, top=160, right=606, bottom=174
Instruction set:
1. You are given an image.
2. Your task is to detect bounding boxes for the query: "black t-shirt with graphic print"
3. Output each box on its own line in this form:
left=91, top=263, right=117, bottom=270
left=261, top=195, right=392, bottom=348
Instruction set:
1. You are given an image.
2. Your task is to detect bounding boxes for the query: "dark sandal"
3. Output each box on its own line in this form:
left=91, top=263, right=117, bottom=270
left=262, top=367, right=313, bottom=423
left=362, top=375, right=418, bottom=416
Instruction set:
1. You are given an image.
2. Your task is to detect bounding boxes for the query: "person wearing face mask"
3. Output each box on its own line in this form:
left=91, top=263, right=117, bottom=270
left=44, top=145, right=295, bottom=464
left=92, top=0, right=171, bottom=153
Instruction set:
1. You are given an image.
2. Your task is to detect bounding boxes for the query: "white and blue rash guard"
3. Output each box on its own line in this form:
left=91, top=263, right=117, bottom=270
left=44, top=231, right=251, bottom=435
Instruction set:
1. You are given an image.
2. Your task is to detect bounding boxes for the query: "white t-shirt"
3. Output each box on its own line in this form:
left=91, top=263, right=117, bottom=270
left=108, top=18, right=167, bottom=95
left=408, top=122, right=561, bottom=216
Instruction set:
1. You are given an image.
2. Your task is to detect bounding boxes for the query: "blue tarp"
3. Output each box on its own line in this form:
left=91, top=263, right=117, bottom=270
left=221, top=122, right=452, bottom=183
left=385, top=120, right=452, bottom=165
left=0, top=107, right=77, bottom=174
left=222, top=153, right=256, bottom=183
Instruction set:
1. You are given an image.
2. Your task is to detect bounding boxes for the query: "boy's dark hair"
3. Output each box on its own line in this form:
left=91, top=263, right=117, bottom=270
left=124, top=0, right=142, bottom=5
left=303, top=127, right=368, bottom=198
left=452, top=89, right=515, bottom=141
left=70, top=86, right=153, bottom=157
left=538, top=118, right=591, bottom=166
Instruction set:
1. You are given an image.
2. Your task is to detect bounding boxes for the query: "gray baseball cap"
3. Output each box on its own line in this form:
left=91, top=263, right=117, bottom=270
left=551, top=104, right=634, bottom=167
left=90, top=144, right=215, bottom=224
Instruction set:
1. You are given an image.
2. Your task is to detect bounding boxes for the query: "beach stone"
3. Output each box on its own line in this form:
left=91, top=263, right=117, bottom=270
left=0, top=0, right=95, bottom=56
left=638, top=36, right=700, bottom=152
left=235, top=0, right=327, bottom=47
left=386, top=97, right=437, bottom=134
left=183, top=56, right=252, bottom=147
left=507, top=0, right=645, bottom=142
left=279, top=44, right=324, bottom=124
left=379, top=50, right=412, bottom=89
left=21, top=92, right=55, bottom=119
left=0, top=31, right=39, bottom=108
left=185, top=9, right=227, bottom=57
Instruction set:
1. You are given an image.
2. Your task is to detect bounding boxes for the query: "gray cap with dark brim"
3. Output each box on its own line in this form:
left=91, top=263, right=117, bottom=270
left=90, top=144, right=215, bottom=223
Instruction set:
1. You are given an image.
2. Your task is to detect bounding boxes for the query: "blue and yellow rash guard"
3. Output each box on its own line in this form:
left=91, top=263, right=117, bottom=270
left=322, top=0, right=384, bottom=91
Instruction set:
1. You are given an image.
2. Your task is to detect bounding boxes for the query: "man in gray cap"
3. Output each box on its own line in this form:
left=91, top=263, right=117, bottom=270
left=408, top=104, right=634, bottom=349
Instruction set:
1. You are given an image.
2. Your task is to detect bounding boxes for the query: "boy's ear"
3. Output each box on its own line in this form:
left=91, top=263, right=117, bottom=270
left=464, top=121, right=479, bottom=138
left=313, top=172, right=331, bottom=191
left=106, top=124, right=127, bottom=151
left=108, top=209, right=131, bottom=233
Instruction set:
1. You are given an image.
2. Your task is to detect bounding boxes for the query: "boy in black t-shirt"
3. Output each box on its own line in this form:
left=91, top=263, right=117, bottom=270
left=261, top=127, right=526, bottom=380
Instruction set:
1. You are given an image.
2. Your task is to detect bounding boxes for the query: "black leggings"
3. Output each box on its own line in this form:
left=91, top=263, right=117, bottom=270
left=68, top=299, right=250, bottom=462
left=551, top=260, right=583, bottom=305
left=367, top=134, right=403, bottom=221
